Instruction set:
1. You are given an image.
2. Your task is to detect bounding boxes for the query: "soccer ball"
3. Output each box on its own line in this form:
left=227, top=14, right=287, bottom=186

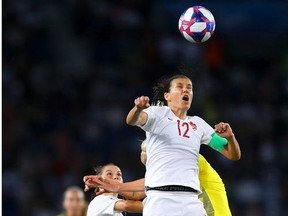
left=178, top=6, right=216, bottom=43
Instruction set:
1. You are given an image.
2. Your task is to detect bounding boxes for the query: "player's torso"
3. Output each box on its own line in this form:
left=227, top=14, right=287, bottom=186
left=144, top=107, right=206, bottom=188
left=146, top=108, right=204, bottom=158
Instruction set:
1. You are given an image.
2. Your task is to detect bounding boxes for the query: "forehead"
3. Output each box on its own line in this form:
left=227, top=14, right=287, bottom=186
left=103, top=165, right=121, bottom=173
left=170, top=78, right=192, bottom=86
left=65, top=190, right=84, bottom=199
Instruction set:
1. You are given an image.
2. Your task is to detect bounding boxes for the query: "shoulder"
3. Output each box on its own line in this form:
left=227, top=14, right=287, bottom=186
left=189, top=115, right=205, bottom=122
left=143, top=106, right=170, bottom=117
left=189, top=116, right=212, bottom=127
left=87, top=195, right=122, bottom=216
left=89, top=195, right=114, bottom=208
left=198, top=153, right=205, bottom=161
left=91, top=194, right=119, bottom=203
left=198, top=154, right=210, bottom=170
left=144, top=106, right=170, bottom=112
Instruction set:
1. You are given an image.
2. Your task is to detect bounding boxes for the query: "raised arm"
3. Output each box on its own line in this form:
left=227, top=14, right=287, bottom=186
left=214, top=122, right=241, bottom=160
left=126, top=96, right=150, bottom=126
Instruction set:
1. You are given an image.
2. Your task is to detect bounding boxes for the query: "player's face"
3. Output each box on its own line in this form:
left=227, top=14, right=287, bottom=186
left=101, top=165, right=123, bottom=183
left=63, top=190, right=85, bottom=215
left=164, top=78, right=193, bottom=111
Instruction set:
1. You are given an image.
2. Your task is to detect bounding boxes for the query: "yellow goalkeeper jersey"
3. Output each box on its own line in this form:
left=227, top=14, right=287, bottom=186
left=198, top=154, right=232, bottom=216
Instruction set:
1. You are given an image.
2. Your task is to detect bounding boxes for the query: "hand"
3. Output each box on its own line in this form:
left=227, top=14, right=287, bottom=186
left=83, top=175, right=121, bottom=193
left=214, top=122, right=241, bottom=160
left=214, top=122, right=234, bottom=140
left=134, top=96, right=150, bottom=109
left=83, top=175, right=102, bottom=192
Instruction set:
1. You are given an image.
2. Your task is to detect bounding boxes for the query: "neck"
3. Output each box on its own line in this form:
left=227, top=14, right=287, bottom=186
left=66, top=212, right=82, bottom=216
left=171, top=108, right=187, bottom=120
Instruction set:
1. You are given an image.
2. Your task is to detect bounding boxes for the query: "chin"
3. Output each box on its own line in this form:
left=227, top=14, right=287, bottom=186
left=182, top=103, right=191, bottom=109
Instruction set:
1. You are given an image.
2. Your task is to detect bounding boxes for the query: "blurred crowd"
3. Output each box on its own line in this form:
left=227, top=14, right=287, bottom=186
left=3, top=0, right=288, bottom=215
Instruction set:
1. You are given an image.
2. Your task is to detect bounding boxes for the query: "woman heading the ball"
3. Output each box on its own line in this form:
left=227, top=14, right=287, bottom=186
left=126, top=74, right=240, bottom=215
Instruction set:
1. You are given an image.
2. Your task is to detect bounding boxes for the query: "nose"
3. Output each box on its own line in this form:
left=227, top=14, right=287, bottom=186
left=71, top=199, right=79, bottom=207
left=183, top=88, right=189, bottom=93
left=113, top=175, right=120, bottom=180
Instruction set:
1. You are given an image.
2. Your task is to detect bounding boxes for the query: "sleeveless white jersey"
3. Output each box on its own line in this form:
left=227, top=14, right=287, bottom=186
left=140, top=106, right=214, bottom=192
left=87, top=194, right=123, bottom=216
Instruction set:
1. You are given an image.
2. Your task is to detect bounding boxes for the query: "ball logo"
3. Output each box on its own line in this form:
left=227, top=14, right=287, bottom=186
left=181, top=21, right=190, bottom=31
left=182, top=24, right=189, bottom=31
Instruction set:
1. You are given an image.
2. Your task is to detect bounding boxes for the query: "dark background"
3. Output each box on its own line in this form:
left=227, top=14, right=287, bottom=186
left=3, top=0, right=288, bottom=215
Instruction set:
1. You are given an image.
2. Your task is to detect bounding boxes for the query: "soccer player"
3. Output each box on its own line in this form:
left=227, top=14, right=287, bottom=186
left=198, top=154, right=232, bottom=216
left=126, top=74, right=240, bottom=216
left=86, top=163, right=143, bottom=216
left=57, top=186, right=87, bottom=216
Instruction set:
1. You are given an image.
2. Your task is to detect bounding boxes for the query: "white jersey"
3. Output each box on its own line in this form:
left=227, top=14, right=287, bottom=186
left=87, top=194, right=123, bottom=216
left=140, top=106, right=214, bottom=192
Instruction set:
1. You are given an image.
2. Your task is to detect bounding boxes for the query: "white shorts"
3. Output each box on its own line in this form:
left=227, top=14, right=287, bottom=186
left=143, top=190, right=207, bottom=216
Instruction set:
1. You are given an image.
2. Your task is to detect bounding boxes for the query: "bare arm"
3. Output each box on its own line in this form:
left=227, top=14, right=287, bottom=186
left=118, top=191, right=146, bottom=201
left=83, top=176, right=145, bottom=193
left=214, top=122, right=241, bottom=160
left=126, top=96, right=150, bottom=126
left=222, top=133, right=241, bottom=160
left=117, top=178, right=145, bottom=192
left=114, top=200, right=143, bottom=213
left=116, top=177, right=146, bottom=200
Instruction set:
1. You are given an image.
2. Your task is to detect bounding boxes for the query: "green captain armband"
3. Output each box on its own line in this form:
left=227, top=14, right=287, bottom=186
left=208, top=132, right=228, bottom=152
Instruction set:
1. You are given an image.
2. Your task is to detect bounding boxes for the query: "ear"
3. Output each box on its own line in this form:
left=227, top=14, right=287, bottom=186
left=164, top=92, right=169, bottom=101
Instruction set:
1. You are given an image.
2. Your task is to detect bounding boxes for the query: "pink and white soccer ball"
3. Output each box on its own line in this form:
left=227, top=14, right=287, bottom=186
left=178, top=6, right=216, bottom=43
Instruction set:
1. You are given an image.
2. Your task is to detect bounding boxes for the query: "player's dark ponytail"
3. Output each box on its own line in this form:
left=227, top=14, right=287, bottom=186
left=152, top=76, right=168, bottom=106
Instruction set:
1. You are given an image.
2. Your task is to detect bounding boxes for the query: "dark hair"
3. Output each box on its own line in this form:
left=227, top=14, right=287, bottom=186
left=152, top=74, right=192, bottom=106
left=93, top=163, right=117, bottom=175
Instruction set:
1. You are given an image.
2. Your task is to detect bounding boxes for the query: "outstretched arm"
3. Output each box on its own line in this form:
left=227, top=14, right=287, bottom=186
left=119, top=191, right=146, bottom=201
left=214, top=122, right=241, bottom=160
left=113, top=178, right=146, bottom=200
left=126, top=96, right=150, bottom=126
left=114, top=199, right=143, bottom=213
left=84, top=176, right=145, bottom=193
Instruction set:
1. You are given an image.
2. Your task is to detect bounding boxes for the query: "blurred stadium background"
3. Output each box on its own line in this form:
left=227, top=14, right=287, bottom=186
left=3, top=0, right=288, bottom=215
